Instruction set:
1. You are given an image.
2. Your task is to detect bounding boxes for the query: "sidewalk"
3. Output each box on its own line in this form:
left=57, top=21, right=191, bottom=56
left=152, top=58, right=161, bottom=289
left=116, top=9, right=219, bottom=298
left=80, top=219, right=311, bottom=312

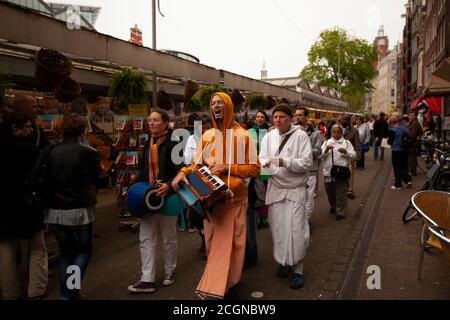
left=355, top=160, right=450, bottom=299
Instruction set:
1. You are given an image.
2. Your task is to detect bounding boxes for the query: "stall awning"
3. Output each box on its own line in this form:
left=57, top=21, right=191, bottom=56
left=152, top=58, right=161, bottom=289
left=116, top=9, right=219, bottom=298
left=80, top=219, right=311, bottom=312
left=434, top=58, right=450, bottom=82
left=410, top=95, right=444, bottom=115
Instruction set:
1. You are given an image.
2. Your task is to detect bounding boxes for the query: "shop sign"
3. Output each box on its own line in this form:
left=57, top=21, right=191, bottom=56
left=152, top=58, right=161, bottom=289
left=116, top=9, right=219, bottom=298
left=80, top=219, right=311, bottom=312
left=128, top=104, right=148, bottom=117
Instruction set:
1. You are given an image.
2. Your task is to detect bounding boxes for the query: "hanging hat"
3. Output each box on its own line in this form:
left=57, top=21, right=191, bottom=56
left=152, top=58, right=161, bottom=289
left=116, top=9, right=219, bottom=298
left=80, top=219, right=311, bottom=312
left=230, top=89, right=245, bottom=107
left=184, top=80, right=200, bottom=104
left=157, top=87, right=173, bottom=111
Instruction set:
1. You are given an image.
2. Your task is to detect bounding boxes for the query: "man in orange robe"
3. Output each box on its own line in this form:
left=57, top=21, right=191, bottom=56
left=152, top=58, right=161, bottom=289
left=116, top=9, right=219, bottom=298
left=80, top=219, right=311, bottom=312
left=172, top=92, right=260, bottom=299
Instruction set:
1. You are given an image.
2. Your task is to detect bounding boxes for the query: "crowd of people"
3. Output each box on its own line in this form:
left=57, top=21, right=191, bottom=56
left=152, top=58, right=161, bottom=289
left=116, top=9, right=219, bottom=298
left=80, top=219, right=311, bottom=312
left=0, top=92, right=437, bottom=300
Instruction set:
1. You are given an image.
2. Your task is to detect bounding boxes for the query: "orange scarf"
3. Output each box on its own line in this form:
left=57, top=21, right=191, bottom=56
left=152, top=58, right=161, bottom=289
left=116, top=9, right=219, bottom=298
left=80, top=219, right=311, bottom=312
left=148, top=130, right=168, bottom=185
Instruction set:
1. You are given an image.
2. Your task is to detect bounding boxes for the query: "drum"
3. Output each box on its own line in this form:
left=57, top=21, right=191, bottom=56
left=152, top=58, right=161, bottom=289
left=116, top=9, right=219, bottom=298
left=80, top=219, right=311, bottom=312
left=126, top=182, right=165, bottom=218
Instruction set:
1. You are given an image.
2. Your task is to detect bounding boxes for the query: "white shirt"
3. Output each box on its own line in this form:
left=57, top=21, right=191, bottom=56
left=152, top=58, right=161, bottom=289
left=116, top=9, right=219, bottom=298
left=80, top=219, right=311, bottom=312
left=320, top=137, right=356, bottom=177
left=259, top=125, right=313, bottom=205
left=356, top=123, right=370, bottom=144
left=183, top=134, right=199, bottom=165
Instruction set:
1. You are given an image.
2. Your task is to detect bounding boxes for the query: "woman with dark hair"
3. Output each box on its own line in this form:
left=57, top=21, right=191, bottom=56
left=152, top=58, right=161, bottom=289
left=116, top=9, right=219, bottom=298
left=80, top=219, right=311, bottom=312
left=128, top=109, right=185, bottom=294
left=43, top=113, right=99, bottom=300
left=246, top=111, right=271, bottom=265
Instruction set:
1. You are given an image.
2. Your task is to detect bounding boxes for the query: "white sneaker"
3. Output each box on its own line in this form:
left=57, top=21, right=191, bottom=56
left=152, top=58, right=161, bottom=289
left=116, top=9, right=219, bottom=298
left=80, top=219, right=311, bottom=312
left=391, top=186, right=402, bottom=190
left=163, top=274, right=175, bottom=286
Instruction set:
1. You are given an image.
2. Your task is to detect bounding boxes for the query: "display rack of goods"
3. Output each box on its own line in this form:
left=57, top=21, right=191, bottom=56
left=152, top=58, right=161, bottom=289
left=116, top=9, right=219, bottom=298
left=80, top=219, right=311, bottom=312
left=36, top=114, right=64, bottom=144
left=112, top=116, right=149, bottom=211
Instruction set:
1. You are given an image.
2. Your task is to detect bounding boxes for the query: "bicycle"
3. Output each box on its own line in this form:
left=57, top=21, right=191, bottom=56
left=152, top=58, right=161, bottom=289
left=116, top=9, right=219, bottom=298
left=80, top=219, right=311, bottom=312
left=402, top=141, right=450, bottom=223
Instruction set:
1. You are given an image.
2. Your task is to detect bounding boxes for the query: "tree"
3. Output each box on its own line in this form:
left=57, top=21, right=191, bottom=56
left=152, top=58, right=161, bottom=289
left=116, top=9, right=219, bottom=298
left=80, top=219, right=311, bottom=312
left=184, top=85, right=231, bottom=113
left=108, top=68, right=147, bottom=115
left=300, top=28, right=378, bottom=112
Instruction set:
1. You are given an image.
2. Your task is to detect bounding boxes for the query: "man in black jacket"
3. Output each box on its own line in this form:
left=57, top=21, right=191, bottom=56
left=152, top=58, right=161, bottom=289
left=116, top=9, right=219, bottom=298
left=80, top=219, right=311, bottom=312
left=0, top=112, right=40, bottom=300
left=373, top=112, right=389, bottom=161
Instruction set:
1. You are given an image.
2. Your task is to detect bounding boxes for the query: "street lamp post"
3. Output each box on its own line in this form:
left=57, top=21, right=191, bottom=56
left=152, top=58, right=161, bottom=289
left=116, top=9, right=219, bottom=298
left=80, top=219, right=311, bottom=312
left=152, top=0, right=157, bottom=111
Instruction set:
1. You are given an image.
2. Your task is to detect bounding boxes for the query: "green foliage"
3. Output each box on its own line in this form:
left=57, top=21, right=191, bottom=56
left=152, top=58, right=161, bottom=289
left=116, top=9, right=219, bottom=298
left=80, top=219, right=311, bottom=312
left=300, top=28, right=378, bottom=111
left=108, top=68, right=147, bottom=115
left=0, top=69, right=12, bottom=107
left=248, top=93, right=265, bottom=110
left=198, top=85, right=231, bottom=108
left=184, top=85, right=230, bottom=113
left=184, top=96, right=203, bottom=113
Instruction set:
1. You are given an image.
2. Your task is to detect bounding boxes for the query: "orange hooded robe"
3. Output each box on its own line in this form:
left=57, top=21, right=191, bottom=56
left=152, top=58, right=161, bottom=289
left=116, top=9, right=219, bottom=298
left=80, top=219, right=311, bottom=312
left=181, top=92, right=260, bottom=299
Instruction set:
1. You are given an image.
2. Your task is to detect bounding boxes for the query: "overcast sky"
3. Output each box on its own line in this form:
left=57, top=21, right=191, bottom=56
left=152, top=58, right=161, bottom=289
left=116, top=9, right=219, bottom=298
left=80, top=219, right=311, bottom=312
left=46, top=0, right=407, bottom=79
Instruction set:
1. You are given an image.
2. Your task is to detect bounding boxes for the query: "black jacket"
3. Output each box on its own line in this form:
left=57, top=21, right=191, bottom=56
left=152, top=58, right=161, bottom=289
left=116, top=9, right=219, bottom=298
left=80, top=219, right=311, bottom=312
left=137, top=130, right=183, bottom=193
left=0, top=137, right=40, bottom=239
left=373, top=118, right=389, bottom=140
left=48, top=139, right=100, bottom=210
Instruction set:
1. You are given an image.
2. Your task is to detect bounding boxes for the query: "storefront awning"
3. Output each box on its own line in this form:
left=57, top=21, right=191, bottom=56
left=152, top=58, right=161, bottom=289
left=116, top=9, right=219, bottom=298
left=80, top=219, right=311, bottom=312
left=410, top=95, right=444, bottom=115
left=434, top=58, right=450, bottom=82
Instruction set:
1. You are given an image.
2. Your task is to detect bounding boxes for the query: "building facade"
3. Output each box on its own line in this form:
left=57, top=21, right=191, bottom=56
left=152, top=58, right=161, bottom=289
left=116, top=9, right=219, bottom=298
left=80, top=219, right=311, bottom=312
left=371, top=46, right=400, bottom=116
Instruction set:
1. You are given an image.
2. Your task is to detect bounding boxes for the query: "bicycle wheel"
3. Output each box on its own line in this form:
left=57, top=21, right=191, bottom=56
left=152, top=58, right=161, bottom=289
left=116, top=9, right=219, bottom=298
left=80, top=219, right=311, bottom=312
left=402, top=204, right=419, bottom=224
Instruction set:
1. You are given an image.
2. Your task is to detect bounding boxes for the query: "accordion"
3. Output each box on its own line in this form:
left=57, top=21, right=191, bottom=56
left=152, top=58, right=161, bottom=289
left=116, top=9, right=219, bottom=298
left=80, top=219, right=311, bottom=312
left=176, top=166, right=227, bottom=219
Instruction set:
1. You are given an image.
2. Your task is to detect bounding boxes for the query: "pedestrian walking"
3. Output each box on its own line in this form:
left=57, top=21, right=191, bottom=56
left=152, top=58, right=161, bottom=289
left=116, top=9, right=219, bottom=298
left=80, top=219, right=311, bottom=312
left=408, top=110, right=423, bottom=176
left=0, top=112, right=41, bottom=300
left=355, top=116, right=370, bottom=170
left=387, top=113, right=412, bottom=190
left=44, top=114, right=100, bottom=300
left=341, top=115, right=360, bottom=200
left=320, top=124, right=356, bottom=221
left=259, top=104, right=313, bottom=289
left=373, top=112, right=389, bottom=161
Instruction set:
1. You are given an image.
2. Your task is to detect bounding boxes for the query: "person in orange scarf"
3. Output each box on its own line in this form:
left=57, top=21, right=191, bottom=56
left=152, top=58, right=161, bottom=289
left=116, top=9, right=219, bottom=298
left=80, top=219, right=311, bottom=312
left=128, top=109, right=185, bottom=294
left=172, top=92, right=261, bottom=299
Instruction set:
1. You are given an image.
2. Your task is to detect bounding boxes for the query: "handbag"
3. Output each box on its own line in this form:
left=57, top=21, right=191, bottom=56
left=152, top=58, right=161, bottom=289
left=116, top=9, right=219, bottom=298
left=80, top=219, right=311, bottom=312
left=330, top=141, right=351, bottom=180
left=361, top=143, right=370, bottom=154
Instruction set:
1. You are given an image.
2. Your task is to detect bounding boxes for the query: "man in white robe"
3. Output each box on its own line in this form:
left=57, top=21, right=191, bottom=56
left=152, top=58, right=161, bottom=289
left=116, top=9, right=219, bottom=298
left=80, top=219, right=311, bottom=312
left=259, top=104, right=313, bottom=289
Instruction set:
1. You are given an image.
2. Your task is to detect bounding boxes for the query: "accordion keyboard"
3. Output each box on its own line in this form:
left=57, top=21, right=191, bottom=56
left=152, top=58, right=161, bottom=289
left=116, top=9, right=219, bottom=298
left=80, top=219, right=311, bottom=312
left=198, top=166, right=225, bottom=190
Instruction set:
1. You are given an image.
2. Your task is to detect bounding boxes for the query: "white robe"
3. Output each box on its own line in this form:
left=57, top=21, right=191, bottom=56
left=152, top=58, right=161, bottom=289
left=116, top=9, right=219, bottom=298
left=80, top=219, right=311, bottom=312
left=259, top=125, right=312, bottom=267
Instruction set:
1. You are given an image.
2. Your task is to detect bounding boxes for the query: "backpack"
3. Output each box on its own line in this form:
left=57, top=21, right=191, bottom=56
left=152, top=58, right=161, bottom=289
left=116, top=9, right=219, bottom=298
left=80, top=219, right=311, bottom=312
left=400, top=131, right=413, bottom=150
left=24, top=144, right=54, bottom=212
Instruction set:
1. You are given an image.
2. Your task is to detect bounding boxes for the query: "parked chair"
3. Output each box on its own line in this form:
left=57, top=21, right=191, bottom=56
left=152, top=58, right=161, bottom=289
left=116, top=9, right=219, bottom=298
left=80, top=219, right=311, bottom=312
left=411, top=191, right=450, bottom=280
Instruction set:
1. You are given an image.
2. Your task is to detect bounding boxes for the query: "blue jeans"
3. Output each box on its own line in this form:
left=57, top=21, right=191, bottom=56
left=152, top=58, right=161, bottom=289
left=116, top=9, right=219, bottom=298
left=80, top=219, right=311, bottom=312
left=51, top=223, right=93, bottom=300
left=374, top=144, right=385, bottom=160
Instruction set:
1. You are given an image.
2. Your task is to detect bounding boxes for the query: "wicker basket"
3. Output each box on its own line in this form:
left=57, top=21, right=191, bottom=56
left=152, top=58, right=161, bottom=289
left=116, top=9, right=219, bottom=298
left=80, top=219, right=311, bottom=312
left=184, top=80, right=200, bottom=103
left=54, top=77, right=81, bottom=103
left=231, top=89, right=245, bottom=107
left=157, top=87, right=173, bottom=111
left=35, top=48, right=73, bottom=88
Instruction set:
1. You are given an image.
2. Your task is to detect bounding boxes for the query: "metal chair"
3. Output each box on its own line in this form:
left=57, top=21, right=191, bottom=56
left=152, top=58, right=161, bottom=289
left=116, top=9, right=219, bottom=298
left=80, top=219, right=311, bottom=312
left=411, top=190, right=450, bottom=280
